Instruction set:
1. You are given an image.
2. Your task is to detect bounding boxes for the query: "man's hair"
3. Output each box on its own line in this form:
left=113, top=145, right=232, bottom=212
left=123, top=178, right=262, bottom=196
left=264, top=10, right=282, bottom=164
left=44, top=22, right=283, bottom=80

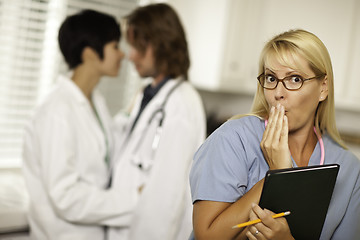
left=126, top=3, right=190, bottom=80
left=58, top=9, right=121, bottom=69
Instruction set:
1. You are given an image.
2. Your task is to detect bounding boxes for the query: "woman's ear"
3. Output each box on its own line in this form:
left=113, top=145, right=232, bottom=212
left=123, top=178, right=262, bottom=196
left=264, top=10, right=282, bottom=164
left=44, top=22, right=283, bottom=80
left=81, top=46, right=100, bottom=64
left=319, top=76, right=328, bottom=102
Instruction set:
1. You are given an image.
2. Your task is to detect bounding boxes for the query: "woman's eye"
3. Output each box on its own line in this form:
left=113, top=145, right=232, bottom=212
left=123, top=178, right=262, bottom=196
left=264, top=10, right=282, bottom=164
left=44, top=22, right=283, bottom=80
left=265, top=75, right=277, bottom=83
left=290, top=76, right=303, bottom=83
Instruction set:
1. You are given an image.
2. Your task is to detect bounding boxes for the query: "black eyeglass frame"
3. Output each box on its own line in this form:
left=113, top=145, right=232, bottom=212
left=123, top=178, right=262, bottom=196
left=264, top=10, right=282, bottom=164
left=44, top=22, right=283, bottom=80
left=257, top=73, right=326, bottom=91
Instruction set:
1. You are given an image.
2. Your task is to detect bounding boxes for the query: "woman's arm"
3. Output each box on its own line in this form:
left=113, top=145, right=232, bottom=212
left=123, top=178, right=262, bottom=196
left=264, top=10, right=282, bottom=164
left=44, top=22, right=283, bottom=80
left=193, top=106, right=294, bottom=240
left=193, top=178, right=264, bottom=240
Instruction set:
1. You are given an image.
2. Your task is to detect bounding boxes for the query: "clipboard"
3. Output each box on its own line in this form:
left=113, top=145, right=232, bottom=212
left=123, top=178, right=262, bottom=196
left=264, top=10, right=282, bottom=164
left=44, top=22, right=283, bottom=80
left=259, top=164, right=339, bottom=240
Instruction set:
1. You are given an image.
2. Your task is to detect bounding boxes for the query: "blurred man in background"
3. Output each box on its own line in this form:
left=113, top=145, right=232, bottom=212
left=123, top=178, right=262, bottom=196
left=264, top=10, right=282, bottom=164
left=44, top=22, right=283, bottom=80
left=109, top=3, right=206, bottom=240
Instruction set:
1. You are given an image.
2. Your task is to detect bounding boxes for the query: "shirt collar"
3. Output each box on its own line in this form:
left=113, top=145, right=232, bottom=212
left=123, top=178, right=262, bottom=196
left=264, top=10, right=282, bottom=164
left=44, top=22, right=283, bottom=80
left=58, top=74, right=93, bottom=105
left=143, top=77, right=170, bottom=98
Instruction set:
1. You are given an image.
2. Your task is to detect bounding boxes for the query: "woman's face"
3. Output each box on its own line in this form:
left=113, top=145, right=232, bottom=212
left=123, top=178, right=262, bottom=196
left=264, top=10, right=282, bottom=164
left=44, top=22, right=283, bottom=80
left=263, top=54, right=328, bottom=133
left=99, top=40, right=124, bottom=77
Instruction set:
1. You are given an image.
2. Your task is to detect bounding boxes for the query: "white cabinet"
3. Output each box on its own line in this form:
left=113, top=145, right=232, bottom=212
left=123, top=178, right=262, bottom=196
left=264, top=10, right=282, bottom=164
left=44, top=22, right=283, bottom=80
left=172, top=0, right=360, bottom=110
left=339, top=0, right=360, bottom=111
left=169, top=0, right=231, bottom=91
left=220, top=0, right=265, bottom=93
left=222, top=0, right=358, bottom=101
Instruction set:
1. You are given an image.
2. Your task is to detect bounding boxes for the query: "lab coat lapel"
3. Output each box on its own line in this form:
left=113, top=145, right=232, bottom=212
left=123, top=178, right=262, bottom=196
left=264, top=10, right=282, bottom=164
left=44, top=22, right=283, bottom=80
left=116, top=78, right=181, bottom=167
left=130, top=79, right=179, bottom=138
left=60, top=76, right=106, bottom=153
left=118, top=79, right=177, bottom=173
left=92, top=90, right=113, bottom=156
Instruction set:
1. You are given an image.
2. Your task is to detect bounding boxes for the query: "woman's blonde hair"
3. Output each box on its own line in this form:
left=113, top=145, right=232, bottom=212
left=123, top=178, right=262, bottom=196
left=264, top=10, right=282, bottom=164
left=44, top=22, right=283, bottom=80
left=235, top=29, right=345, bottom=148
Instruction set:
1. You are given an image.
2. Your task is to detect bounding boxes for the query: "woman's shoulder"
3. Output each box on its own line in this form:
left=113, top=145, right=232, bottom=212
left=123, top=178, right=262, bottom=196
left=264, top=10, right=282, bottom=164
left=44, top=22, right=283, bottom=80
left=220, top=115, right=264, bottom=134
left=324, top=135, right=360, bottom=172
left=207, top=115, right=264, bottom=144
left=227, top=115, right=264, bottom=126
left=34, top=86, right=68, bottom=114
left=32, top=80, right=82, bottom=121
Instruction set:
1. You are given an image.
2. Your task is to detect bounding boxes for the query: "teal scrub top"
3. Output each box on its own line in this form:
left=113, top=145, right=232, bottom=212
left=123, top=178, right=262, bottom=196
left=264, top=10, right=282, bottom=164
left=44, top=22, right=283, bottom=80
left=190, top=116, right=360, bottom=239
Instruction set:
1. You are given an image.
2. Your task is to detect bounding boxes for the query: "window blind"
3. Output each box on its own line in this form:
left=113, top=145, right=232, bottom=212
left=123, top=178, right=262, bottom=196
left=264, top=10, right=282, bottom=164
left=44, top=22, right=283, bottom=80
left=0, top=0, right=139, bottom=168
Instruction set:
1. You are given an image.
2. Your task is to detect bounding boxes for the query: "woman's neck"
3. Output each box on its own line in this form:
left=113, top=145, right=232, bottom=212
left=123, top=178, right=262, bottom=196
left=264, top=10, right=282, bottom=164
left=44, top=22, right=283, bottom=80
left=72, top=65, right=101, bottom=103
left=288, top=125, right=318, bottom=167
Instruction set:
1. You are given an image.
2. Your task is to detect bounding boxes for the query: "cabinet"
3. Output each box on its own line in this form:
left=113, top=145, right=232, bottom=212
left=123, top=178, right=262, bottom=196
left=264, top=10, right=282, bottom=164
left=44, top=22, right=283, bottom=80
left=172, top=0, right=360, bottom=111
left=341, top=0, right=360, bottom=110
left=170, top=0, right=231, bottom=91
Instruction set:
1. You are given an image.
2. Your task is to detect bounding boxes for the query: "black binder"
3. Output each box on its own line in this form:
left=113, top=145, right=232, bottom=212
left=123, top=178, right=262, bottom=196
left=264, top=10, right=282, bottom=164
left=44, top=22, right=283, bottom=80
left=259, top=164, right=339, bottom=240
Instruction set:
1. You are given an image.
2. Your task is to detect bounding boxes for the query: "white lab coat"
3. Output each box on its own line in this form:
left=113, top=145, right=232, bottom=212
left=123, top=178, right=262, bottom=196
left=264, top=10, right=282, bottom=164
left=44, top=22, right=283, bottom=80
left=22, top=75, right=136, bottom=240
left=108, top=78, right=206, bottom=240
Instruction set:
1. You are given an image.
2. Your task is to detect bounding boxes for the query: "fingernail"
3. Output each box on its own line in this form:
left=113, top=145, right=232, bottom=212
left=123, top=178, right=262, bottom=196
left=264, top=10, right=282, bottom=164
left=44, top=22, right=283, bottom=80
left=252, top=203, right=256, bottom=208
left=271, top=106, right=275, bottom=112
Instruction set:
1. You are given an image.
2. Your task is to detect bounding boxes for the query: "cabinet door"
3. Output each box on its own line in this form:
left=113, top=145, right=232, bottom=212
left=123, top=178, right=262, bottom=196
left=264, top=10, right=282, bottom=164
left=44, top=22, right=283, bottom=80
left=221, top=0, right=265, bottom=93
left=340, top=0, right=360, bottom=111
left=221, top=0, right=357, bottom=103
left=171, top=0, right=231, bottom=91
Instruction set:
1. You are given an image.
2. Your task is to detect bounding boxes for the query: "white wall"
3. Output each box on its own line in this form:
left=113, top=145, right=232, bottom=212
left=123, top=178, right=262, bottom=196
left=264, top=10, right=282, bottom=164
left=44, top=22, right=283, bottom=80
left=163, top=0, right=360, bottom=135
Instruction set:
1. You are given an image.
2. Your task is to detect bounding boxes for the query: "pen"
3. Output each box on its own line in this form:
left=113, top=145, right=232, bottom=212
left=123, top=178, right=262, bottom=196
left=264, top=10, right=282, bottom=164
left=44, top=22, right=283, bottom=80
left=231, top=211, right=291, bottom=229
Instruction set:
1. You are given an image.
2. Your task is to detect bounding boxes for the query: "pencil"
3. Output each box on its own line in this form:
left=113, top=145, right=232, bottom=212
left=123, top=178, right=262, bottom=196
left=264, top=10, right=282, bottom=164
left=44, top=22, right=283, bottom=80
left=231, top=211, right=291, bottom=229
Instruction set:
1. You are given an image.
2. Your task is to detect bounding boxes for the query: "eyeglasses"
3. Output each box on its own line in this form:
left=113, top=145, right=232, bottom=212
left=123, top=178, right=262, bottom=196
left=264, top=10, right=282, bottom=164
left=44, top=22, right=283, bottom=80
left=257, top=73, right=325, bottom=91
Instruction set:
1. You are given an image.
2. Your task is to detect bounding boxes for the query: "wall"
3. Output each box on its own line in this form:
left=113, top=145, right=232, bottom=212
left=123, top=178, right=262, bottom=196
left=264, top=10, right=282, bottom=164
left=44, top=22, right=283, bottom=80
left=99, top=0, right=360, bottom=156
left=160, top=0, right=360, bottom=158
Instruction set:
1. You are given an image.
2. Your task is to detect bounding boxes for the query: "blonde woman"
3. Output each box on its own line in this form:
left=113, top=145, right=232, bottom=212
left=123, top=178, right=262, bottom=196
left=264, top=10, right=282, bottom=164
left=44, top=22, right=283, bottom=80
left=190, top=29, right=360, bottom=240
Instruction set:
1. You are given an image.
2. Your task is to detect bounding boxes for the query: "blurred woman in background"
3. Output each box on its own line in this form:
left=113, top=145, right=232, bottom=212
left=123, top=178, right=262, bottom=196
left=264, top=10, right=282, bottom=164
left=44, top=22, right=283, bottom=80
left=23, top=10, right=135, bottom=240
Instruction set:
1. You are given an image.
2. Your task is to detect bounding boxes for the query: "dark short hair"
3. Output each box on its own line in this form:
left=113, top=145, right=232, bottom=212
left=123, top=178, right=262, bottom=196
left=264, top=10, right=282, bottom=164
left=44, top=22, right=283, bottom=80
left=126, top=3, right=190, bottom=80
left=58, top=9, right=121, bottom=69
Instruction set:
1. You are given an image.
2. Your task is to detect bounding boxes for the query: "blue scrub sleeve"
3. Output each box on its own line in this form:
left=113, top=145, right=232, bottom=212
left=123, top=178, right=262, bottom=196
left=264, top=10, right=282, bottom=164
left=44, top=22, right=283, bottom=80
left=190, top=125, right=249, bottom=203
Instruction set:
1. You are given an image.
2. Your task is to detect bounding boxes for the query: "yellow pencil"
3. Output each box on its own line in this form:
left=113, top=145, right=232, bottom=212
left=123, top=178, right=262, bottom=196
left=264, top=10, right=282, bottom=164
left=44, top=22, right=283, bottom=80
left=231, top=211, right=291, bottom=229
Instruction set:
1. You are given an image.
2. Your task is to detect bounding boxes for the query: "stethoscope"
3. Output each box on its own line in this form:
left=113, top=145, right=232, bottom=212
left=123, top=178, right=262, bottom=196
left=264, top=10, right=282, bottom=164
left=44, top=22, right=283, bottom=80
left=130, top=80, right=184, bottom=170
left=264, top=120, right=324, bottom=165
